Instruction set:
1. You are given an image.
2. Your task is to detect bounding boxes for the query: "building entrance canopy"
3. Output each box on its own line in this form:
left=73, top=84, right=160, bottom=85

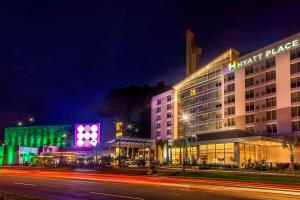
left=107, top=136, right=153, bottom=148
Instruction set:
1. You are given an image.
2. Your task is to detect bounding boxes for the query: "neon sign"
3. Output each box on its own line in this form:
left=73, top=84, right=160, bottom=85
left=74, top=123, right=100, bottom=148
left=228, top=39, right=299, bottom=71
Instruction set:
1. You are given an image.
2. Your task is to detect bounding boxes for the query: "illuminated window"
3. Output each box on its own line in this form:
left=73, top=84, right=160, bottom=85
left=190, top=88, right=196, bottom=96
left=266, top=97, right=276, bottom=107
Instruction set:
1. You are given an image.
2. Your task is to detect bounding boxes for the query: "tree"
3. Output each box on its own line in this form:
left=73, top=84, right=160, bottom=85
left=99, top=82, right=171, bottom=138
left=281, top=134, right=300, bottom=172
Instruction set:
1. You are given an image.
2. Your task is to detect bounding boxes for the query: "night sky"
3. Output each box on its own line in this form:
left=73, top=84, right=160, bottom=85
left=1, top=1, right=300, bottom=138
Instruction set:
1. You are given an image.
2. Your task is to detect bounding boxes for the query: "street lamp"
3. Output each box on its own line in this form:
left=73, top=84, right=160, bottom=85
left=17, top=121, right=23, bottom=127
left=180, top=113, right=191, bottom=171
left=29, top=117, right=34, bottom=122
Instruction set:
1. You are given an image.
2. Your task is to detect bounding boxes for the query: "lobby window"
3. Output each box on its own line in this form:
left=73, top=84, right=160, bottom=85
left=245, top=77, right=254, bottom=87
left=156, top=115, right=161, bottom=121
left=156, top=123, right=161, bottom=128
left=246, top=114, right=255, bottom=124
left=246, top=102, right=255, bottom=111
left=227, top=95, right=235, bottom=103
left=156, top=107, right=161, bottom=113
left=291, top=106, right=300, bottom=117
left=167, top=104, right=172, bottom=110
left=267, top=124, right=277, bottom=134
left=225, top=72, right=235, bottom=82
left=291, top=91, right=300, bottom=103
left=156, top=131, right=161, bottom=137
left=245, top=90, right=254, bottom=99
left=227, top=117, right=235, bottom=126
left=292, top=121, right=300, bottom=132
left=291, top=77, right=300, bottom=88
left=245, top=126, right=255, bottom=133
left=290, top=62, right=300, bottom=74
left=227, top=106, right=235, bottom=115
left=266, top=70, right=276, bottom=81
left=266, top=83, right=276, bottom=94
left=266, top=57, right=275, bottom=68
left=226, top=83, right=235, bottom=93
left=167, top=112, right=172, bottom=118
left=245, top=65, right=254, bottom=75
left=290, top=47, right=300, bottom=60
left=266, top=97, right=276, bottom=107
left=167, top=129, right=172, bottom=135
left=167, top=95, right=172, bottom=102
left=167, top=121, right=171, bottom=127
left=266, top=110, right=277, bottom=121
left=157, top=99, right=161, bottom=105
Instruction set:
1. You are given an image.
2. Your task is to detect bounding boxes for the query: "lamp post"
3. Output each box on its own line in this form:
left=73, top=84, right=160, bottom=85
left=181, top=113, right=190, bottom=171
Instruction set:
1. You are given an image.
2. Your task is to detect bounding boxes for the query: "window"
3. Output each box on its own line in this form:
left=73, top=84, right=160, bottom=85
left=167, top=129, right=172, bottom=135
left=266, top=70, right=276, bottom=81
left=167, top=112, right=172, bottom=118
left=291, top=47, right=300, bottom=60
left=167, top=104, right=172, bottom=110
left=227, top=106, right=235, bottom=115
left=246, top=114, right=255, bottom=124
left=267, top=110, right=277, bottom=120
left=226, top=83, right=235, bottom=93
left=245, top=126, right=255, bottom=133
left=245, top=65, right=254, bottom=75
left=291, top=77, right=300, bottom=88
left=292, top=121, right=300, bottom=132
left=167, top=95, right=172, bottom=102
left=227, top=95, right=235, bottom=103
left=167, top=121, right=171, bottom=127
left=156, top=123, right=161, bottom=128
left=156, top=115, right=161, bottom=121
left=157, top=99, right=161, bottom=105
left=291, top=106, right=300, bottom=117
left=266, top=83, right=276, bottom=94
left=190, top=88, right=196, bottom=96
left=156, top=131, right=161, bottom=137
left=291, top=91, right=300, bottom=103
left=156, top=107, right=161, bottom=113
left=267, top=124, right=277, bottom=134
left=290, top=62, right=300, bottom=74
left=225, top=72, right=235, bottom=82
left=246, top=102, right=255, bottom=111
left=245, top=77, right=254, bottom=87
left=227, top=118, right=235, bottom=126
left=266, top=57, right=275, bottom=68
left=245, top=90, right=254, bottom=99
left=266, top=97, right=276, bottom=107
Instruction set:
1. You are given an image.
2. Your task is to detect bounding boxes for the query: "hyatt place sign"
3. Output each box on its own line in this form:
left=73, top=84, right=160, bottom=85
left=228, top=39, right=299, bottom=71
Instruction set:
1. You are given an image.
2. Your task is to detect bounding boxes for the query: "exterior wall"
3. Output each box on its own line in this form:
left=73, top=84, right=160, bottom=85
left=151, top=90, right=174, bottom=140
left=175, top=49, right=238, bottom=138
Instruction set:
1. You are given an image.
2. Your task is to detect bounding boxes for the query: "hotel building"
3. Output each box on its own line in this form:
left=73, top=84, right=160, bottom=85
left=152, top=31, right=300, bottom=166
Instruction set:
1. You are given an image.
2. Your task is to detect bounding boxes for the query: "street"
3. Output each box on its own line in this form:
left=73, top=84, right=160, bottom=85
left=0, top=169, right=299, bottom=200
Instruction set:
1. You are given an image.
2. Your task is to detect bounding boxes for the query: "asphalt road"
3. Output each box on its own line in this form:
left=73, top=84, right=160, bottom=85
left=0, top=174, right=250, bottom=200
left=0, top=170, right=298, bottom=200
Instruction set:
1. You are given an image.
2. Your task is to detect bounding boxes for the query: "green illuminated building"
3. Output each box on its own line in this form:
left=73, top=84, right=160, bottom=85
left=1, top=125, right=74, bottom=165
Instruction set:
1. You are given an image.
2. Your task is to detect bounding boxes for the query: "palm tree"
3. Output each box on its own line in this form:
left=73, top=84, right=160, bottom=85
left=281, top=134, right=300, bottom=171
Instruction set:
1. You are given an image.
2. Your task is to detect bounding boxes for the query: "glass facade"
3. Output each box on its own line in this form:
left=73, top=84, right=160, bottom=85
left=177, top=52, right=231, bottom=137
left=199, top=143, right=234, bottom=164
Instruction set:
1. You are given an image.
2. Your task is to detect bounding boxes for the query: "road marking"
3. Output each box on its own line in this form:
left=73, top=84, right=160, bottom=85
left=15, top=182, right=37, bottom=187
left=90, top=191, right=144, bottom=200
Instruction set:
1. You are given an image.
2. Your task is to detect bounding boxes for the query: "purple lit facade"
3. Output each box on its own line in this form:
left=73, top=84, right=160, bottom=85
left=74, top=123, right=100, bottom=148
